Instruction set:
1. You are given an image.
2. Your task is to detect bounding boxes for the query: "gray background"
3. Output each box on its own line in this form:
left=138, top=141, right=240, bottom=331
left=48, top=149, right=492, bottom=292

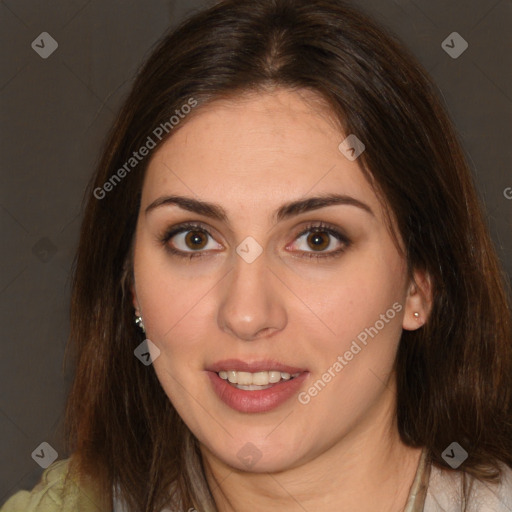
left=1, top=0, right=511, bottom=503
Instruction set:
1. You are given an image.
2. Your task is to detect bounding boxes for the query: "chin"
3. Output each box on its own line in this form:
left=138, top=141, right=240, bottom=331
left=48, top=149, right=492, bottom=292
left=203, top=433, right=309, bottom=474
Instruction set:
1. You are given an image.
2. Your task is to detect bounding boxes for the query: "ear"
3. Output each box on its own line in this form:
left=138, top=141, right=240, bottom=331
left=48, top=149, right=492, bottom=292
left=402, top=269, right=432, bottom=331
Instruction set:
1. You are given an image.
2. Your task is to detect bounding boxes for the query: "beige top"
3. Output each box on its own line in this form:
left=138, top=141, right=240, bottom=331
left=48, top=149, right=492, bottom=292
left=405, top=448, right=432, bottom=511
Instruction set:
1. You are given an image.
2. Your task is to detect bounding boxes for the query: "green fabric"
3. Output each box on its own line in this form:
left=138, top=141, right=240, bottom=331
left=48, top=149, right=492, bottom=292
left=0, top=459, right=109, bottom=512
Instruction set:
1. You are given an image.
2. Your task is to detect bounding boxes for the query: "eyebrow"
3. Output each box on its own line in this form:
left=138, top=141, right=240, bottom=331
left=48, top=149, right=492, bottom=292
left=145, top=193, right=374, bottom=222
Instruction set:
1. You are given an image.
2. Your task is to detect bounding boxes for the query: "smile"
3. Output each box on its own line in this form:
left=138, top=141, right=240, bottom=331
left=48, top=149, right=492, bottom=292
left=218, top=370, right=301, bottom=389
left=206, top=360, right=309, bottom=413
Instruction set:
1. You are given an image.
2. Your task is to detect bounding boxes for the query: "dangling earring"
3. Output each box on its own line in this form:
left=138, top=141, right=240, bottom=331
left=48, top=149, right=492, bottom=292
left=135, top=315, right=146, bottom=333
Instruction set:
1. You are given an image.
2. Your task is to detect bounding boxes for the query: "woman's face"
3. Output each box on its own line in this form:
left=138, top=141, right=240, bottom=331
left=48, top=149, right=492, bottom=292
left=131, top=88, right=428, bottom=473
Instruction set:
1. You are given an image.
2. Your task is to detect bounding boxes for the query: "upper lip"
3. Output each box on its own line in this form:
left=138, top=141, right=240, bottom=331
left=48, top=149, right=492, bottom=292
left=206, top=359, right=307, bottom=374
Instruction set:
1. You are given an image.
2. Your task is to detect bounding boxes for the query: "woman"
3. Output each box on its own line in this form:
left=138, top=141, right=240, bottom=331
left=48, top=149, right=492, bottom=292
left=2, top=0, right=511, bottom=511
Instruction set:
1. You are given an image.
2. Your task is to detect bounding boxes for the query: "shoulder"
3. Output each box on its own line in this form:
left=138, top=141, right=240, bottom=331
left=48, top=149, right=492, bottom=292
left=1, top=458, right=109, bottom=512
left=425, top=461, right=512, bottom=511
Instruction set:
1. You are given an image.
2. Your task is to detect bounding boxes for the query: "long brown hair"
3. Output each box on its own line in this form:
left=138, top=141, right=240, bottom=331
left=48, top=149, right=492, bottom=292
left=64, top=0, right=512, bottom=510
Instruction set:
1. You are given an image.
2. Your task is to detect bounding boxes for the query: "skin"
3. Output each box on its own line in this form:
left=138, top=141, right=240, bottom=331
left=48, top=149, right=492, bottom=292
left=131, top=88, right=432, bottom=511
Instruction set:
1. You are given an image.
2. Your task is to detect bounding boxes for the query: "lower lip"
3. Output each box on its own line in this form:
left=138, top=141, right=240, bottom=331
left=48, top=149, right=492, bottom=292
left=207, top=371, right=309, bottom=413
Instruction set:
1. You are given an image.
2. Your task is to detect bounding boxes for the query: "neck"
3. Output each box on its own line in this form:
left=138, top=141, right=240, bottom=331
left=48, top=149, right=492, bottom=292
left=200, top=387, right=423, bottom=512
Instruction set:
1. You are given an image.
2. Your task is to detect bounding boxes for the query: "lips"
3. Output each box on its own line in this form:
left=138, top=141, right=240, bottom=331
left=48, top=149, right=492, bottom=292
left=205, top=359, right=309, bottom=413
left=206, top=358, right=306, bottom=374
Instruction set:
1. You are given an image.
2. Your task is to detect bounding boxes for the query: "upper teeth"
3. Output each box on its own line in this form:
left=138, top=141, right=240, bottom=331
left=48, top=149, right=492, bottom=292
left=218, top=370, right=300, bottom=386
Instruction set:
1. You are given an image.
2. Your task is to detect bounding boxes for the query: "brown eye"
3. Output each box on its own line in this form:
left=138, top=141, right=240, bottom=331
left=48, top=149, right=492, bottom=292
left=289, top=222, right=351, bottom=259
left=306, top=231, right=330, bottom=251
left=160, top=223, right=223, bottom=259
left=184, top=230, right=208, bottom=250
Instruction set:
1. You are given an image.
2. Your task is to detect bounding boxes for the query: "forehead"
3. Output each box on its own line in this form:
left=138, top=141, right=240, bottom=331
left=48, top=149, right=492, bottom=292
left=142, top=88, right=382, bottom=221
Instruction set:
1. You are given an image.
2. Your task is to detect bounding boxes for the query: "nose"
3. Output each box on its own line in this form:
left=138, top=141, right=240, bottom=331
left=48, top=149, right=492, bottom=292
left=217, top=252, right=287, bottom=341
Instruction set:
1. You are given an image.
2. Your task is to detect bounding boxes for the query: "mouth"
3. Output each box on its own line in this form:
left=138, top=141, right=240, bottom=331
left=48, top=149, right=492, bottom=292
left=206, top=359, right=309, bottom=413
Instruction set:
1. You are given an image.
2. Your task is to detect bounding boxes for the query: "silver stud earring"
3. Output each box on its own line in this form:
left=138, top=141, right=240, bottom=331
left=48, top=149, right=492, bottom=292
left=413, top=312, right=420, bottom=319
left=135, top=315, right=146, bottom=333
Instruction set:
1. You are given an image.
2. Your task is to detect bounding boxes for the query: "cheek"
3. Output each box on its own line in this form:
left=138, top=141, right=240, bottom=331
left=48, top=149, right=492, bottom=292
left=132, top=242, right=212, bottom=356
left=139, top=281, right=216, bottom=361
left=295, top=255, right=406, bottom=417
left=297, top=285, right=404, bottom=433
left=302, top=254, right=404, bottom=346
left=309, top=287, right=404, bottom=383
left=133, top=251, right=215, bottom=415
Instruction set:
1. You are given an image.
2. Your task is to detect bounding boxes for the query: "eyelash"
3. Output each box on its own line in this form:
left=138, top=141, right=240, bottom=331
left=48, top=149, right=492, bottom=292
left=158, top=221, right=351, bottom=261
